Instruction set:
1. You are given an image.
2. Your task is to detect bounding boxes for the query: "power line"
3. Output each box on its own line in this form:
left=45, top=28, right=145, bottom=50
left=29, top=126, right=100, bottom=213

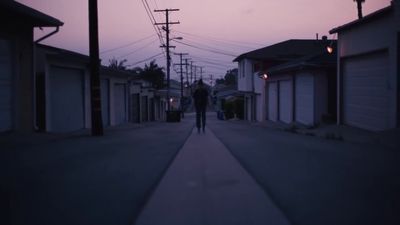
left=116, top=38, right=159, bottom=59
left=174, top=30, right=265, bottom=48
left=174, top=38, right=238, bottom=56
left=100, top=34, right=155, bottom=54
left=127, top=52, right=164, bottom=67
left=174, top=40, right=237, bottom=57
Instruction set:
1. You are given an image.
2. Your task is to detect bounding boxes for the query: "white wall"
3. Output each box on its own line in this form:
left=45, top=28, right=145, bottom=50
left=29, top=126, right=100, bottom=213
left=337, top=10, right=398, bottom=128
left=44, top=58, right=90, bottom=132
left=238, top=59, right=254, bottom=92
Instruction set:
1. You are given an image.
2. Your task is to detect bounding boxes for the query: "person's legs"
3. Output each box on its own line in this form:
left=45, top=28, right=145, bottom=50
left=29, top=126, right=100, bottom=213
left=201, top=108, right=206, bottom=132
left=195, top=108, right=201, bottom=133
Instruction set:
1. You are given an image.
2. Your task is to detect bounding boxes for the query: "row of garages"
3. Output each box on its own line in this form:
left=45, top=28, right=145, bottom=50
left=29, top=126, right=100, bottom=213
left=262, top=50, right=392, bottom=131
left=266, top=71, right=336, bottom=127
left=33, top=44, right=165, bottom=133
left=237, top=2, right=399, bottom=132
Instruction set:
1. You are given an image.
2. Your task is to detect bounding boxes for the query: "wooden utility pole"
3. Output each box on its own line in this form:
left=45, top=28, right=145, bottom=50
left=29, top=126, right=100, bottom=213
left=154, top=9, right=179, bottom=111
left=184, top=58, right=190, bottom=86
left=174, top=53, right=188, bottom=118
left=199, top=66, right=203, bottom=80
left=89, top=0, right=103, bottom=136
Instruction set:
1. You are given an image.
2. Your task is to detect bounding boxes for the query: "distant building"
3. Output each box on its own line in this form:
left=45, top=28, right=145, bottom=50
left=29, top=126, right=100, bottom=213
left=0, top=1, right=62, bottom=133
left=330, top=0, right=400, bottom=131
left=235, top=39, right=335, bottom=123
left=35, top=44, right=131, bottom=133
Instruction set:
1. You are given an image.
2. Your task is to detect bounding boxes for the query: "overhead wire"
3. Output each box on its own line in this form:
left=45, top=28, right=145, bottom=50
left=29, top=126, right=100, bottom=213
left=174, top=30, right=265, bottom=48
left=127, top=52, right=164, bottom=67
left=100, top=34, right=156, bottom=55
left=116, top=37, right=159, bottom=59
left=173, top=40, right=237, bottom=57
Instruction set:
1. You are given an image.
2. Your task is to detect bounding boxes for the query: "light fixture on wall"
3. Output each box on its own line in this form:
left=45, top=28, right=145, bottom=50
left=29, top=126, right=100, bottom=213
left=327, top=43, right=334, bottom=54
left=259, top=73, right=268, bottom=80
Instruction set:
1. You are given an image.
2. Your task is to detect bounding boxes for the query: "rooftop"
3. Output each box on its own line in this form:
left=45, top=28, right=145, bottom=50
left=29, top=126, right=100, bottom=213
left=330, top=5, right=392, bottom=34
left=233, top=39, right=332, bottom=62
left=0, top=1, right=63, bottom=27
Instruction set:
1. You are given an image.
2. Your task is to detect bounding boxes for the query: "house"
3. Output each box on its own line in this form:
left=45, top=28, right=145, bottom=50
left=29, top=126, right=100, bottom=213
left=213, top=84, right=243, bottom=119
left=329, top=0, right=400, bottom=131
left=0, top=1, right=63, bottom=133
left=129, top=77, right=158, bottom=123
left=100, top=67, right=131, bottom=127
left=36, top=44, right=130, bottom=133
left=234, top=39, right=334, bottom=122
left=265, top=50, right=337, bottom=126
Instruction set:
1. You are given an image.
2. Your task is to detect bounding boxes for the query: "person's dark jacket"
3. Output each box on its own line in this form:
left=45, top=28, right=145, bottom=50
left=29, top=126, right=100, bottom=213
left=193, top=87, right=209, bottom=110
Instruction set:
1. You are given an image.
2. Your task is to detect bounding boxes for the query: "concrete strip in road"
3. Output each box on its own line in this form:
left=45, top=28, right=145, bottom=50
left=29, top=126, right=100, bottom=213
left=135, top=127, right=290, bottom=225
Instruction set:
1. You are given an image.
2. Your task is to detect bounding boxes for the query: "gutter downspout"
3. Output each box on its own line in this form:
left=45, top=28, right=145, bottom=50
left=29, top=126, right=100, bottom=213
left=35, top=26, right=60, bottom=44
left=32, top=26, right=60, bottom=131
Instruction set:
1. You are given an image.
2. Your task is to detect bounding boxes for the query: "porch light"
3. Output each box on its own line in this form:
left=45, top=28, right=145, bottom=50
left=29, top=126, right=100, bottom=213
left=169, top=98, right=174, bottom=103
left=260, top=73, right=268, bottom=80
left=327, top=45, right=334, bottom=54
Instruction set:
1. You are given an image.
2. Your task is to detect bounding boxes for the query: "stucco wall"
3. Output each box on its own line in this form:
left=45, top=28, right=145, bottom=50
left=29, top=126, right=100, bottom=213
left=337, top=10, right=398, bottom=128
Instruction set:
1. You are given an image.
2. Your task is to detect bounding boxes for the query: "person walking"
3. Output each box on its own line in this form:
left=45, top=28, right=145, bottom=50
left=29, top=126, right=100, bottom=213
left=192, top=79, right=209, bottom=133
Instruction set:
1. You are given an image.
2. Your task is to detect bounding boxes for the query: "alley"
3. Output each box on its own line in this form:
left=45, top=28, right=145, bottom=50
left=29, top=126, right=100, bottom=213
left=1, top=114, right=399, bottom=225
left=135, top=126, right=289, bottom=225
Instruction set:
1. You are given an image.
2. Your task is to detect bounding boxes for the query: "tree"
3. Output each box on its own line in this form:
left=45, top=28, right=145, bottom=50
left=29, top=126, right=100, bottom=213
left=215, top=78, right=225, bottom=85
left=141, top=60, right=165, bottom=89
left=224, top=69, right=238, bottom=86
left=354, top=0, right=366, bottom=19
left=108, top=57, right=128, bottom=70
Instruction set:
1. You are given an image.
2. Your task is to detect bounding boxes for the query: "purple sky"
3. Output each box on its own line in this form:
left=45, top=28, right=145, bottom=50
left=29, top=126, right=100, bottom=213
left=18, top=0, right=391, bottom=80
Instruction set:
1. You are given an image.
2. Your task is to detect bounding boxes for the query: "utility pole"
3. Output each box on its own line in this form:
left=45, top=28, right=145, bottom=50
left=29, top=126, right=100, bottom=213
left=154, top=9, right=179, bottom=111
left=184, top=58, right=190, bottom=87
left=89, top=0, right=103, bottom=136
left=200, top=66, right=203, bottom=80
left=174, top=53, right=188, bottom=118
left=193, top=65, right=197, bottom=83
left=190, top=61, right=193, bottom=84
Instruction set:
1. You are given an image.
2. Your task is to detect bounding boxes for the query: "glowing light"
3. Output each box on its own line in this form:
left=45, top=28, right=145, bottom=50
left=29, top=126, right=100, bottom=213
left=169, top=98, right=174, bottom=103
left=327, top=46, right=334, bottom=54
left=261, top=73, right=268, bottom=80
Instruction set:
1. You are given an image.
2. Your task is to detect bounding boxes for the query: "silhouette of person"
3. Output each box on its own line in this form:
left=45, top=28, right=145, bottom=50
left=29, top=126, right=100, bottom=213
left=192, top=79, right=209, bottom=133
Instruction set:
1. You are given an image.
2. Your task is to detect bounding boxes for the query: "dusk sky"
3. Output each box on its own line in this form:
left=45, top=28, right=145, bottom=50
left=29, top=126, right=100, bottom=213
left=18, top=0, right=391, bottom=81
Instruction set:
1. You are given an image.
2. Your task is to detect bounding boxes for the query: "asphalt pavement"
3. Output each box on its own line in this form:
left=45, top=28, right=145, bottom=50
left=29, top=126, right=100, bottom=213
left=0, top=120, right=193, bottom=225
left=1, top=113, right=399, bottom=225
left=208, top=116, right=400, bottom=225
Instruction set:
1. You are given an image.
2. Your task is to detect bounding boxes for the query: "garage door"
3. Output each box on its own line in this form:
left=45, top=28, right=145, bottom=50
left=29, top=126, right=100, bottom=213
left=0, top=39, right=12, bottom=132
left=279, top=80, right=293, bottom=123
left=343, top=51, right=390, bottom=131
left=295, top=74, right=314, bottom=125
left=141, top=96, right=148, bottom=122
left=50, top=66, right=84, bottom=132
left=268, top=82, right=278, bottom=121
left=129, top=93, right=140, bottom=123
left=101, top=79, right=110, bottom=126
left=114, top=83, right=126, bottom=125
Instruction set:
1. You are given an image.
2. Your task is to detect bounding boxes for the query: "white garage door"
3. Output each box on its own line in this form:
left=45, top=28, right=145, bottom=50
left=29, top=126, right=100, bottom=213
left=295, top=74, right=314, bottom=125
left=343, top=52, right=390, bottom=131
left=279, top=80, right=293, bottom=123
left=0, top=39, right=12, bottom=132
left=268, top=82, right=278, bottom=121
left=50, top=66, right=84, bottom=132
left=114, top=83, right=126, bottom=125
left=101, top=79, right=110, bottom=126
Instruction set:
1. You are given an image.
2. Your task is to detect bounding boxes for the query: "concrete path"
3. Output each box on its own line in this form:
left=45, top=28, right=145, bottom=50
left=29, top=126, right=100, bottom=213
left=135, top=127, right=290, bottom=225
